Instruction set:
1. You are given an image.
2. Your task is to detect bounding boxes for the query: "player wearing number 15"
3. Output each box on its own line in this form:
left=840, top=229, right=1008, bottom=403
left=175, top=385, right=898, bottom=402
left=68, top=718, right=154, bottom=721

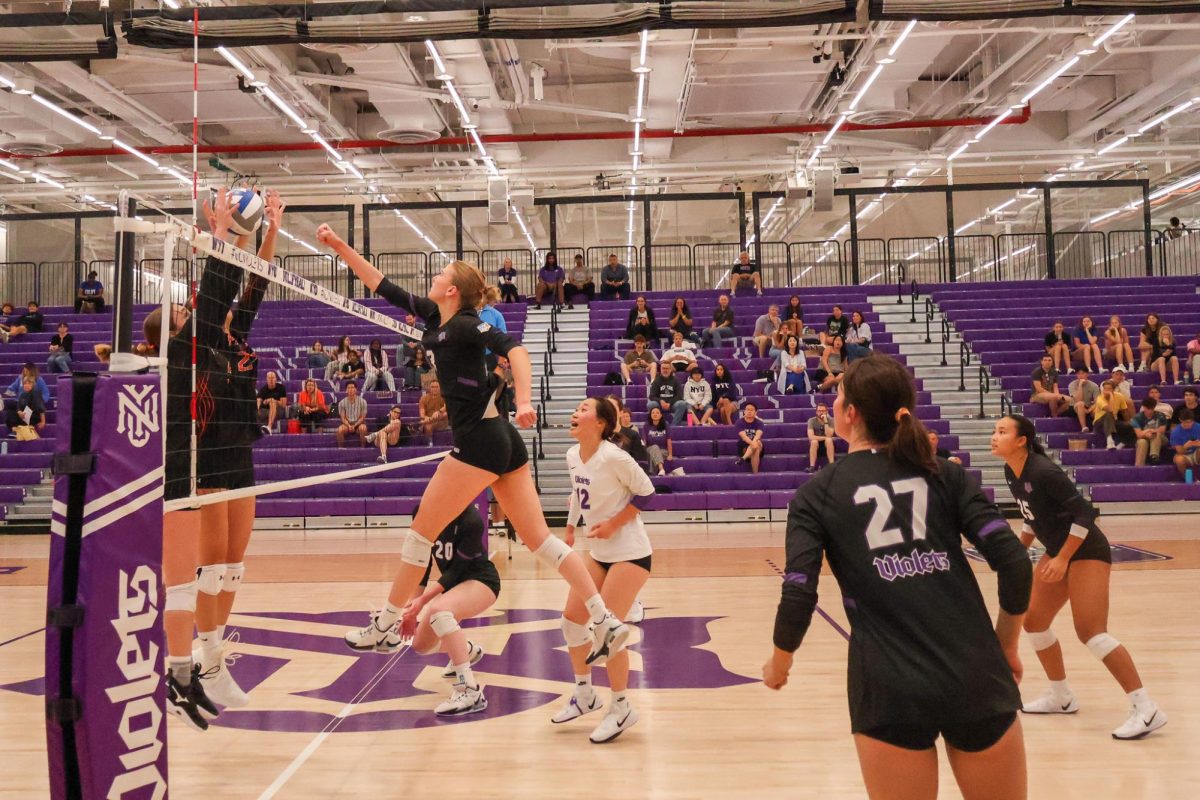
left=764, top=355, right=1034, bottom=800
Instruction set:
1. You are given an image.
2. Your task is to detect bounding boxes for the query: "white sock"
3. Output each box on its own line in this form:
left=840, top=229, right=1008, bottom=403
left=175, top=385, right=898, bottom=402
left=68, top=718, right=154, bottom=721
left=168, top=656, right=193, bottom=686
left=612, top=691, right=628, bottom=708
left=1049, top=679, right=1072, bottom=700
left=216, top=624, right=226, bottom=642
left=575, top=674, right=594, bottom=698
left=376, top=603, right=402, bottom=630
left=1128, top=688, right=1153, bottom=712
left=584, top=594, right=609, bottom=625
left=197, top=630, right=222, bottom=662
left=455, top=664, right=477, bottom=689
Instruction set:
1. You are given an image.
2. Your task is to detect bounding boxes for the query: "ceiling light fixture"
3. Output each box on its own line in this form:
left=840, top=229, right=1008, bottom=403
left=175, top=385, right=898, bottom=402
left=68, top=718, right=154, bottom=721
left=822, top=114, right=848, bottom=145
left=30, top=94, right=102, bottom=135
left=1092, top=13, right=1135, bottom=49
left=888, top=20, right=917, bottom=57
left=1020, top=56, right=1080, bottom=105
left=1138, top=99, right=1194, bottom=134
left=112, top=139, right=160, bottom=168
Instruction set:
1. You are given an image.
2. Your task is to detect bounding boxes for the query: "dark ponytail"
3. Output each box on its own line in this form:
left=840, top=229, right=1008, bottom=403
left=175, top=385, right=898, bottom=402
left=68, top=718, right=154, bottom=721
left=1004, top=414, right=1047, bottom=456
left=840, top=354, right=939, bottom=477
left=591, top=395, right=619, bottom=439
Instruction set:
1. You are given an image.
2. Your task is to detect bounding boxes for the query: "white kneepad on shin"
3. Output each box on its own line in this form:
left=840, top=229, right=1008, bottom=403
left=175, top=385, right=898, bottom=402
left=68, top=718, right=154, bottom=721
left=1026, top=628, right=1058, bottom=651
left=1086, top=632, right=1121, bottom=660
left=534, top=536, right=572, bottom=570
left=429, top=610, right=460, bottom=639
left=197, top=564, right=226, bottom=596
left=561, top=617, right=591, bottom=648
left=165, top=581, right=198, bottom=613
left=222, top=562, right=245, bottom=593
left=401, top=528, right=433, bottom=568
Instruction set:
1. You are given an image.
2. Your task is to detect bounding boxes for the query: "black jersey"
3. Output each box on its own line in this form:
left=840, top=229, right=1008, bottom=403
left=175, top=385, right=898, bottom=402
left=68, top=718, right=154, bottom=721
left=419, top=506, right=501, bottom=594
left=774, top=450, right=1031, bottom=732
left=375, top=278, right=519, bottom=438
left=1004, top=452, right=1110, bottom=561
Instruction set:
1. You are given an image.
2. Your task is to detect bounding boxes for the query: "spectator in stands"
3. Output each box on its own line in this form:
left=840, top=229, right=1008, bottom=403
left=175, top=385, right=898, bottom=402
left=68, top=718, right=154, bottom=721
left=339, top=349, right=366, bottom=387
left=807, top=403, right=836, bottom=472
left=46, top=322, right=73, bottom=374
left=75, top=271, right=105, bottom=313
left=1147, top=384, right=1173, bottom=418
left=419, top=379, right=449, bottom=438
left=1110, top=365, right=1132, bottom=400
left=1043, top=321, right=1071, bottom=373
left=533, top=253, right=565, bottom=310
left=782, top=294, right=804, bottom=338
left=643, top=406, right=672, bottom=475
left=257, top=370, right=288, bottom=433
left=363, top=338, right=397, bottom=393
left=93, top=343, right=111, bottom=364
left=700, top=294, right=736, bottom=348
left=1072, top=315, right=1104, bottom=373
left=814, top=335, right=847, bottom=392
left=1131, top=397, right=1169, bottom=467
left=497, top=257, right=520, bottom=304
left=605, top=396, right=651, bottom=469
left=480, top=287, right=508, bottom=333
left=734, top=401, right=765, bottom=473
left=398, top=314, right=422, bottom=371
left=1170, top=387, right=1199, bottom=430
left=648, top=361, right=687, bottom=424
left=1187, top=329, right=1200, bottom=383
left=927, top=430, right=962, bottom=465
left=776, top=335, right=810, bottom=395
left=325, top=335, right=353, bottom=383
left=620, top=335, right=658, bottom=385
left=493, top=354, right=516, bottom=419
left=1068, top=366, right=1100, bottom=432
left=845, top=310, right=872, bottom=362
left=599, top=253, right=631, bottom=301
left=4, top=375, right=45, bottom=436
left=404, top=345, right=432, bottom=389
left=729, top=250, right=762, bottom=297
left=820, top=305, right=849, bottom=347
left=681, top=366, right=714, bottom=425
left=1032, top=355, right=1070, bottom=420
left=367, top=405, right=403, bottom=464
left=0, top=301, right=43, bottom=344
left=0, top=303, right=13, bottom=344
left=711, top=363, right=740, bottom=425
left=1151, top=325, right=1182, bottom=385
left=1170, top=409, right=1200, bottom=477
left=297, top=379, right=328, bottom=433
left=625, top=295, right=659, bottom=341
left=661, top=330, right=698, bottom=374
left=668, top=297, right=700, bottom=344
left=1138, top=313, right=1162, bottom=372
left=564, top=254, right=594, bottom=309
left=1165, top=217, right=1186, bottom=241
left=5, top=363, right=50, bottom=406
left=1093, top=379, right=1133, bottom=450
left=753, top=304, right=782, bottom=358
left=336, top=381, right=368, bottom=447
left=1104, top=315, right=1135, bottom=372
left=307, top=340, right=331, bottom=370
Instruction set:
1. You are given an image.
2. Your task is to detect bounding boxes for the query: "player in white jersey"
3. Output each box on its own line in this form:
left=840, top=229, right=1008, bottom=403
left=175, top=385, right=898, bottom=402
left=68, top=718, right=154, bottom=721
left=555, top=397, right=655, bottom=743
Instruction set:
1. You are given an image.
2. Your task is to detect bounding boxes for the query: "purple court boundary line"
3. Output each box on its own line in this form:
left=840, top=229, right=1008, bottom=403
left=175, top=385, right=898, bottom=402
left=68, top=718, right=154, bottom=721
left=0, top=627, right=44, bottom=650
left=766, top=560, right=849, bottom=642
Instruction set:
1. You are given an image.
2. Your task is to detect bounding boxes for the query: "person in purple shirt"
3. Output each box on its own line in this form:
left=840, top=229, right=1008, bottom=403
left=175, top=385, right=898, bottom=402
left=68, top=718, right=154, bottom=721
left=735, top=401, right=765, bottom=473
left=643, top=405, right=672, bottom=476
left=534, top=253, right=565, bottom=310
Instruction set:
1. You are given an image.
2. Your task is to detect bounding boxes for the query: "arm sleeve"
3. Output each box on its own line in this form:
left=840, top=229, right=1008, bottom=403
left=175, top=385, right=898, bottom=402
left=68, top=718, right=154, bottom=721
left=193, top=255, right=245, bottom=349
left=955, top=466, right=1032, bottom=615
left=773, top=492, right=823, bottom=652
left=375, top=277, right=438, bottom=321
left=229, top=274, right=268, bottom=340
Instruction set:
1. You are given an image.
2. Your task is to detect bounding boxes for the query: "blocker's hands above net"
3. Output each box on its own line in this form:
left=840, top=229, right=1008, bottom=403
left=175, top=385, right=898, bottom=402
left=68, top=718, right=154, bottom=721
left=202, top=187, right=236, bottom=242
left=315, top=223, right=343, bottom=248
left=264, top=188, right=286, bottom=230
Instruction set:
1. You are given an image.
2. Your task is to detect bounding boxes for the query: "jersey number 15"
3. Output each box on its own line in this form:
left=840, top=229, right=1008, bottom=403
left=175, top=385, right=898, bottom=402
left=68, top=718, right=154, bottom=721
left=853, top=479, right=929, bottom=550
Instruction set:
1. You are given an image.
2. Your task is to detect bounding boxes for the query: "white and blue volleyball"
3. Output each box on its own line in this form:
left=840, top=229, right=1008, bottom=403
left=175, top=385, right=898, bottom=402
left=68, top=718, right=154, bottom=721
left=230, top=187, right=265, bottom=235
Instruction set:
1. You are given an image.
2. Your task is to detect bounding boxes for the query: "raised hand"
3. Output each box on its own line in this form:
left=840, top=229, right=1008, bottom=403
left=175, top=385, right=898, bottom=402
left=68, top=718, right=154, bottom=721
left=316, top=223, right=343, bottom=248
left=264, top=188, right=286, bottom=231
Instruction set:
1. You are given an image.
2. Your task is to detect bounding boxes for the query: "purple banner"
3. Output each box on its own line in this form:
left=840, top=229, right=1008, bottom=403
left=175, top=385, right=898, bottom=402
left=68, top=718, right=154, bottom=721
left=46, top=373, right=168, bottom=800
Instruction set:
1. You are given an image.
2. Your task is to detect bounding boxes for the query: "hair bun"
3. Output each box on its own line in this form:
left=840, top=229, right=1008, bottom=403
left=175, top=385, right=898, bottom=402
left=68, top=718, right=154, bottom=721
left=894, top=407, right=912, bottom=422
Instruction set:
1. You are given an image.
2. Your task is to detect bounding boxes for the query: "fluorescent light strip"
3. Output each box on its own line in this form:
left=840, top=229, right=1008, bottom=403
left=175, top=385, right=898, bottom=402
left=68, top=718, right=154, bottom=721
left=1092, top=13, right=1135, bottom=48
left=972, top=108, right=1011, bottom=142
left=260, top=86, right=308, bottom=130
left=888, top=19, right=917, bottom=57
left=164, top=168, right=191, bottom=185
left=446, top=83, right=470, bottom=120
left=30, top=94, right=102, bottom=135
left=849, top=64, right=884, bottom=111
left=822, top=114, right=847, bottom=145
left=31, top=171, right=65, bottom=190
left=1021, top=56, right=1080, bottom=105
left=990, top=198, right=1018, bottom=214
left=947, top=142, right=970, bottom=161
left=112, top=139, right=160, bottom=168
left=806, top=146, right=825, bottom=167
left=0, top=159, right=20, bottom=172
left=1138, top=100, right=1194, bottom=134
left=1096, top=135, right=1129, bottom=156
left=215, top=46, right=256, bottom=83
left=635, top=73, right=647, bottom=118
left=311, top=134, right=343, bottom=162
left=639, top=29, right=649, bottom=66
left=425, top=41, right=449, bottom=77
left=1150, top=171, right=1200, bottom=200
left=163, top=0, right=180, bottom=9
left=340, top=162, right=365, bottom=181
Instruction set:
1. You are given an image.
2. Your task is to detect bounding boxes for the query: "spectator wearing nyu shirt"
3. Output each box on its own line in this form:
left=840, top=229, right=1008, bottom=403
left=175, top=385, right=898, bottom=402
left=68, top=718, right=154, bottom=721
left=680, top=366, right=714, bottom=425
left=648, top=361, right=688, bottom=424
left=734, top=402, right=765, bottom=473
left=1170, top=409, right=1200, bottom=479
left=76, top=271, right=106, bottom=313
left=533, top=253, right=565, bottom=310
left=1130, top=397, right=1169, bottom=467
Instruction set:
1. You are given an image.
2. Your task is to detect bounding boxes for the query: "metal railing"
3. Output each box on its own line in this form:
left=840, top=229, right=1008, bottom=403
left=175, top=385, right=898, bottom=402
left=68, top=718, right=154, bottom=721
left=977, top=366, right=991, bottom=419
left=959, top=341, right=970, bottom=392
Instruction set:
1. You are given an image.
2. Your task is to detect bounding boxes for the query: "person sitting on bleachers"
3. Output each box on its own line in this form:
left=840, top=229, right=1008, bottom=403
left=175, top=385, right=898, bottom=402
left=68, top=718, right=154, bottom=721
left=661, top=331, right=698, bottom=374
left=5, top=363, right=50, bottom=406
left=564, top=254, right=594, bottom=309
left=4, top=375, right=45, bottom=437
left=1072, top=315, right=1104, bottom=373
left=1150, top=325, right=1182, bottom=386
left=325, top=335, right=353, bottom=383
left=1170, top=409, right=1200, bottom=478
left=625, top=295, right=659, bottom=341
left=1131, top=397, right=1169, bottom=467
left=257, top=370, right=289, bottom=433
left=700, top=294, right=735, bottom=349
left=479, top=286, right=508, bottom=336
left=1104, top=315, right=1134, bottom=372
left=776, top=335, right=811, bottom=395
left=680, top=366, right=714, bottom=425
left=711, top=363, right=740, bottom=425
left=1170, top=387, right=1199, bottom=430
left=297, top=379, right=328, bottom=433
left=419, top=379, right=449, bottom=439
left=734, top=401, right=765, bottom=473
left=820, top=305, right=849, bottom=348
left=814, top=335, right=847, bottom=393
left=46, top=322, right=73, bottom=374
left=668, top=297, right=700, bottom=344
left=728, top=250, right=762, bottom=297
left=1031, top=355, right=1070, bottom=420
left=1092, top=379, right=1133, bottom=450
left=1165, top=216, right=1187, bottom=241
left=782, top=294, right=804, bottom=338
left=1110, top=365, right=1132, bottom=400
left=533, top=252, right=565, bottom=310
left=807, top=403, right=836, bottom=473
left=307, top=340, right=331, bottom=370
left=366, top=405, right=403, bottom=464
left=75, top=271, right=106, bottom=313
left=93, top=343, right=111, bottom=364
left=1068, top=366, right=1099, bottom=432
left=648, top=361, right=687, bottom=424
left=405, top=344, right=432, bottom=390
left=363, top=338, right=397, bottom=393
left=599, top=253, right=631, bottom=301
left=753, top=304, right=782, bottom=358
left=643, top=405, right=672, bottom=476
left=497, top=257, right=520, bottom=304
left=0, top=301, right=42, bottom=344
left=1187, top=329, right=1200, bottom=383
left=1137, top=313, right=1162, bottom=373
left=336, top=381, right=368, bottom=447
left=1043, top=320, right=1071, bottom=373
left=927, top=430, right=961, bottom=465
left=845, top=310, right=872, bottom=362
left=620, top=335, right=657, bottom=385
left=338, top=349, right=366, bottom=387
left=1147, top=384, right=1172, bottom=418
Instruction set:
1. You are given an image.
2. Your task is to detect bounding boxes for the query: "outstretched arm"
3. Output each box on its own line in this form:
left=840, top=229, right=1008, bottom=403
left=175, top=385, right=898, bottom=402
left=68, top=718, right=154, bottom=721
left=316, top=223, right=383, bottom=291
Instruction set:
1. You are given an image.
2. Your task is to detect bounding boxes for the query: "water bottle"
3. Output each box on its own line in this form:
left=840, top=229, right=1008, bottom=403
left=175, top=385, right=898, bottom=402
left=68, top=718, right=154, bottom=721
left=1187, top=468, right=1195, bottom=486
left=0, top=440, right=6, bottom=456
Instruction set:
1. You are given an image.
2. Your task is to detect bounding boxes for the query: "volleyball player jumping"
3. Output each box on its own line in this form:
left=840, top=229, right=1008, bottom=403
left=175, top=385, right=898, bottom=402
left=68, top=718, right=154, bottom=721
left=765, top=355, right=1033, bottom=800
left=315, top=226, right=628, bottom=664
left=554, top=397, right=654, bottom=743
left=992, top=415, right=1166, bottom=740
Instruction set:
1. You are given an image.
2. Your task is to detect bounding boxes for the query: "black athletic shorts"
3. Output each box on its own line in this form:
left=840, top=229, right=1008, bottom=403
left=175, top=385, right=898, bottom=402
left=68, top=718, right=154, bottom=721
left=435, top=562, right=502, bottom=600
left=861, top=711, right=1017, bottom=753
left=593, top=554, right=653, bottom=573
left=450, top=417, right=528, bottom=475
left=1064, top=529, right=1113, bottom=564
left=197, top=443, right=255, bottom=491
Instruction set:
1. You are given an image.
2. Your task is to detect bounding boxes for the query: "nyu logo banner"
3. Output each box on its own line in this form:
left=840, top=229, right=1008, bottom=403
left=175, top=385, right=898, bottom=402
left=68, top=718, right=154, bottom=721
left=116, top=385, right=160, bottom=449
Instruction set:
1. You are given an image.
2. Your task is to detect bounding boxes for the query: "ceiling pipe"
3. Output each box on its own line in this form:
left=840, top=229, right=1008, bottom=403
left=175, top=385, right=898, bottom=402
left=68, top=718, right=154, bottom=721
left=15, top=107, right=1031, bottom=161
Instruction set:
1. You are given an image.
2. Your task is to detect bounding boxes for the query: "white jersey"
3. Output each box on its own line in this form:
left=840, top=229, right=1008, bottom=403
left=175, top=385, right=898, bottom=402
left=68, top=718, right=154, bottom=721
left=566, top=440, right=655, bottom=563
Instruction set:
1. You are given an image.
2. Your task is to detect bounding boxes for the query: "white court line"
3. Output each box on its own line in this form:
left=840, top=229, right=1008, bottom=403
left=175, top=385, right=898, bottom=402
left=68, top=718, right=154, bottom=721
left=256, top=641, right=412, bottom=800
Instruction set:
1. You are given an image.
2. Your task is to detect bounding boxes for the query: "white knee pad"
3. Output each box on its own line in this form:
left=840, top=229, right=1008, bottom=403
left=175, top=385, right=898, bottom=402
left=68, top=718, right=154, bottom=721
left=1026, top=628, right=1057, bottom=652
left=197, top=564, right=225, bottom=596
left=165, top=581, right=197, bottom=613
left=561, top=616, right=591, bottom=648
left=534, top=535, right=573, bottom=570
left=222, top=562, right=245, bottom=593
left=429, top=610, right=460, bottom=639
left=1086, top=632, right=1121, bottom=660
left=400, top=528, right=433, bottom=568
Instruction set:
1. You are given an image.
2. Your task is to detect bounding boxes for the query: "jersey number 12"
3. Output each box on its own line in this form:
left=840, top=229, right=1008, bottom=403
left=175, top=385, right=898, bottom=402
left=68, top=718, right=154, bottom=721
left=853, top=478, right=929, bottom=550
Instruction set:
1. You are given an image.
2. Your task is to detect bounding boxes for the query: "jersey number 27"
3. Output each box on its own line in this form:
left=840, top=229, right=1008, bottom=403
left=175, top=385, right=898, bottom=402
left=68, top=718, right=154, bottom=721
left=853, top=479, right=929, bottom=550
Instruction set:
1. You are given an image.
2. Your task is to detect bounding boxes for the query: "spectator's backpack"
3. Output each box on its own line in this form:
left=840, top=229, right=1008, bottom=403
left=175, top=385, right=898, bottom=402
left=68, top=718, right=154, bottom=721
left=603, top=371, right=623, bottom=385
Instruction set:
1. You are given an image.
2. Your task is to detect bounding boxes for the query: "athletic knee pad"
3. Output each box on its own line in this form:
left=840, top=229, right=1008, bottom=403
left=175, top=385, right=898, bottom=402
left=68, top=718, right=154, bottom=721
left=165, top=581, right=198, bottom=613
left=561, top=616, right=591, bottom=648
left=534, top=535, right=573, bottom=570
left=429, top=610, right=460, bottom=639
left=1025, top=628, right=1057, bottom=651
left=197, top=564, right=225, bottom=596
left=1086, top=632, right=1121, bottom=660
left=222, top=562, right=245, bottom=593
left=400, top=528, right=433, bottom=568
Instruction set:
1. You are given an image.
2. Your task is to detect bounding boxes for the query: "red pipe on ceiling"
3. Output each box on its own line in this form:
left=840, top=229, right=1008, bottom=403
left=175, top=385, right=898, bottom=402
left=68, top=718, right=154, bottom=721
left=13, top=106, right=1030, bottom=160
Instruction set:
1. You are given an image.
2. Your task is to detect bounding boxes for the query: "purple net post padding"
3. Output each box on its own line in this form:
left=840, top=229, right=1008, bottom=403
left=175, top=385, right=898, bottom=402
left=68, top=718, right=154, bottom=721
left=46, top=373, right=168, bottom=800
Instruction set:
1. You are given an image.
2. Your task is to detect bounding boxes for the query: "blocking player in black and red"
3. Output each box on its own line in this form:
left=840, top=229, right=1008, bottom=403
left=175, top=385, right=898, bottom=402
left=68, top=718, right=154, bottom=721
left=765, top=355, right=1033, bottom=800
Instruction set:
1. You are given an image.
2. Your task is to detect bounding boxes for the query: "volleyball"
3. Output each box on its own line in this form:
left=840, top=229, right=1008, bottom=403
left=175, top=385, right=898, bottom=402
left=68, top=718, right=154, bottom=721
left=230, top=187, right=264, bottom=236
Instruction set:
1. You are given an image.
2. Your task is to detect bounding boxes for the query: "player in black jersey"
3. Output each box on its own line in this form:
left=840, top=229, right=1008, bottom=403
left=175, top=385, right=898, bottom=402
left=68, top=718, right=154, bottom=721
left=766, top=355, right=1032, bottom=800
left=315, top=225, right=628, bottom=666
left=992, top=415, right=1167, bottom=740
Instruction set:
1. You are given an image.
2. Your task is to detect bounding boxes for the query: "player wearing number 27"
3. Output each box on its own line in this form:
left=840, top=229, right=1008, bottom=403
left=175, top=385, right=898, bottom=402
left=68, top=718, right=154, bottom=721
left=765, top=355, right=1034, bottom=800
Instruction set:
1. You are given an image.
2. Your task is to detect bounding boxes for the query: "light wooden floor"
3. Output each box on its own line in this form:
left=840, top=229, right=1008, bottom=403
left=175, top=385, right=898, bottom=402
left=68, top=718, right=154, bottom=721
left=2, top=519, right=1198, bottom=799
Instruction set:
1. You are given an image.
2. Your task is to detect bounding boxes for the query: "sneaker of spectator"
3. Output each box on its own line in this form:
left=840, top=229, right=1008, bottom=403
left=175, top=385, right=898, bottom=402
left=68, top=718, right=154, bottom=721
left=1131, top=397, right=1169, bottom=467
left=620, top=335, right=658, bottom=385
left=1032, top=355, right=1070, bottom=420
left=1067, top=366, right=1100, bottom=432
left=1104, top=315, right=1135, bottom=371
left=336, top=382, right=369, bottom=447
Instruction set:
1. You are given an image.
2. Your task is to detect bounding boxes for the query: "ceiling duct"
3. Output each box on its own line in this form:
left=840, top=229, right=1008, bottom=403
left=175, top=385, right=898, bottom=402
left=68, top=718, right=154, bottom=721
left=376, top=126, right=442, bottom=144
left=0, top=137, right=64, bottom=157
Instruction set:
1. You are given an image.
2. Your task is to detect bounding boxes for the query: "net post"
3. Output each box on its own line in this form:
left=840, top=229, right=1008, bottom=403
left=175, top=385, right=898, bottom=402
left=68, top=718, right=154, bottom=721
left=111, top=191, right=137, bottom=353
